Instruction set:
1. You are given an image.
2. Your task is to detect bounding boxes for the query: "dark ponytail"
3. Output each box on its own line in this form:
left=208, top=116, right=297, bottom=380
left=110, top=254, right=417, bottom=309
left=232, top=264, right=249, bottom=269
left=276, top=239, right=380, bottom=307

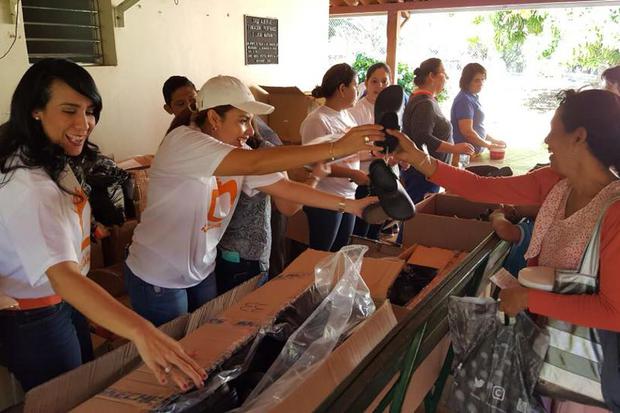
left=558, top=89, right=620, bottom=174
left=312, top=63, right=356, bottom=99
left=413, top=58, right=443, bottom=87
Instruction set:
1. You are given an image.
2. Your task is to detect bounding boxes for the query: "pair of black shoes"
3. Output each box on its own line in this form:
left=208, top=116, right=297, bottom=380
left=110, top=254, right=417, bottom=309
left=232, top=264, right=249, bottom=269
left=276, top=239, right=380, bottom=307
left=362, top=85, right=415, bottom=225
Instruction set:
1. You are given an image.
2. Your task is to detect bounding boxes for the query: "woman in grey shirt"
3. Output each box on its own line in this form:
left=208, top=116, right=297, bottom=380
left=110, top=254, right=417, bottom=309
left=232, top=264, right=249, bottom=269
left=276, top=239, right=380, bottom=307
left=400, top=58, right=474, bottom=204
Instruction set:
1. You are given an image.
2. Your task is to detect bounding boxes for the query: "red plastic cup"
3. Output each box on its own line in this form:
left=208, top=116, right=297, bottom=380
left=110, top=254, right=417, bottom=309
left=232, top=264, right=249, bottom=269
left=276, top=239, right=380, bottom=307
left=489, top=146, right=506, bottom=160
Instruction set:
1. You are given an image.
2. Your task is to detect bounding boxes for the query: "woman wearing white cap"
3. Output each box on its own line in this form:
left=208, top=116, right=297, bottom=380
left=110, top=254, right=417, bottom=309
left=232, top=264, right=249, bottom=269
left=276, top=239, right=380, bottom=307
left=124, top=75, right=384, bottom=327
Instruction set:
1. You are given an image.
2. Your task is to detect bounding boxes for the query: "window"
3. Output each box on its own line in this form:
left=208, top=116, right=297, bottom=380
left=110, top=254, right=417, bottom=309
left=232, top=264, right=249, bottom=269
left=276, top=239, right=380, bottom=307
left=21, top=0, right=116, bottom=65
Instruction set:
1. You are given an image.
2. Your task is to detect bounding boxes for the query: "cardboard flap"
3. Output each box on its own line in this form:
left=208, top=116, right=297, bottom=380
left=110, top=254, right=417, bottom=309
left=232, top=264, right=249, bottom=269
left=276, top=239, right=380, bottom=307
left=435, top=194, right=497, bottom=219
left=259, top=85, right=305, bottom=95
left=186, top=274, right=262, bottom=333
left=360, top=257, right=405, bottom=300
left=407, top=245, right=458, bottom=269
left=268, top=302, right=398, bottom=413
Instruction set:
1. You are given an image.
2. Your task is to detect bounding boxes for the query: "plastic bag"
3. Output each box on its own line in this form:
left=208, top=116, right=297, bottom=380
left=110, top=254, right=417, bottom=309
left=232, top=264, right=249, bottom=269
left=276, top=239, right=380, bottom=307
left=152, top=286, right=327, bottom=413
left=236, top=245, right=375, bottom=412
left=448, top=296, right=549, bottom=413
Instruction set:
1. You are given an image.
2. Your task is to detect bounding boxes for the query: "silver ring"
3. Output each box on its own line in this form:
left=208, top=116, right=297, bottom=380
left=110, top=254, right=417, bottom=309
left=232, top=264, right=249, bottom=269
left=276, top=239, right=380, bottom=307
left=164, top=366, right=171, bottom=374
left=364, top=136, right=370, bottom=144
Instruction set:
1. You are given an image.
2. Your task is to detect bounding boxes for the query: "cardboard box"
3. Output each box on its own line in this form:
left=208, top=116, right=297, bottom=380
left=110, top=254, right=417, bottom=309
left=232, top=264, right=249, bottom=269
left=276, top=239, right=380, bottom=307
left=268, top=301, right=401, bottom=413
left=287, top=193, right=497, bottom=251
left=252, top=86, right=319, bottom=144
left=402, top=193, right=498, bottom=250
left=21, top=276, right=261, bottom=413
left=73, top=250, right=405, bottom=412
left=264, top=243, right=464, bottom=412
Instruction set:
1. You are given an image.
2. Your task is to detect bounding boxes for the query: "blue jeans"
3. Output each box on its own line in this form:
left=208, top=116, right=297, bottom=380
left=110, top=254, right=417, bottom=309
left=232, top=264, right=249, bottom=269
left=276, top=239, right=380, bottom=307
left=599, top=329, right=620, bottom=411
left=0, top=302, right=93, bottom=391
left=304, top=206, right=355, bottom=252
left=124, top=263, right=217, bottom=327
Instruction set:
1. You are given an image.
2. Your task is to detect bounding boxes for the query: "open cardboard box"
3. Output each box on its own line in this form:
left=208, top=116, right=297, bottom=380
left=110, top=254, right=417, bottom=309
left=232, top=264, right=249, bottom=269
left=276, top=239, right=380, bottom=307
left=402, top=193, right=498, bottom=250
left=286, top=193, right=498, bottom=250
left=251, top=86, right=320, bottom=145
left=265, top=241, right=471, bottom=412
left=72, top=250, right=405, bottom=412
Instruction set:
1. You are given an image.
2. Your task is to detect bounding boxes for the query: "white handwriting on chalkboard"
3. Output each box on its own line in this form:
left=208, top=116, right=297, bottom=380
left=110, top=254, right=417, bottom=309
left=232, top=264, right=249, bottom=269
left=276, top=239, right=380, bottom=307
left=245, top=15, right=278, bottom=65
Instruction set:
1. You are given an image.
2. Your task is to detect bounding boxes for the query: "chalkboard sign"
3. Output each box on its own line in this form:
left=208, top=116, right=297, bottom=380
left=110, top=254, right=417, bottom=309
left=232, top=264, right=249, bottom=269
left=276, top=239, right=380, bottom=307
left=244, top=15, right=278, bottom=65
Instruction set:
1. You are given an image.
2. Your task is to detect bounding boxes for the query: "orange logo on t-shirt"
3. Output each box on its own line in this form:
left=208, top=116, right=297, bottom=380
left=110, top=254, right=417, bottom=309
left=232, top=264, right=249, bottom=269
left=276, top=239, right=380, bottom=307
left=201, top=178, right=238, bottom=232
left=72, top=187, right=90, bottom=271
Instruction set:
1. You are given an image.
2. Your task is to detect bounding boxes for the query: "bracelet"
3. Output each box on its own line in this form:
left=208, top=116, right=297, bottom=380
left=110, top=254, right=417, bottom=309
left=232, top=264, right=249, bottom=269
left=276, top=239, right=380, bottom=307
left=337, top=198, right=346, bottom=213
left=418, top=154, right=432, bottom=169
left=329, top=142, right=336, bottom=162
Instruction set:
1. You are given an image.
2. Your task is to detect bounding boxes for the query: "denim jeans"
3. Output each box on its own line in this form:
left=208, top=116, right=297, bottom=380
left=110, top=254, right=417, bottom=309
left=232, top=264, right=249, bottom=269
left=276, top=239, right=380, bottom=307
left=215, top=253, right=269, bottom=295
left=303, top=206, right=355, bottom=252
left=124, top=263, right=217, bottom=327
left=599, top=329, right=620, bottom=411
left=0, top=302, right=93, bottom=391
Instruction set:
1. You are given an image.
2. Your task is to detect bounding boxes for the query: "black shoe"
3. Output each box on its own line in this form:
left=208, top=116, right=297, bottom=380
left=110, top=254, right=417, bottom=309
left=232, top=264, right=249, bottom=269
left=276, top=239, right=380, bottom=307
left=374, top=85, right=405, bottom=154
left=363, top=159, right=415, bottom=224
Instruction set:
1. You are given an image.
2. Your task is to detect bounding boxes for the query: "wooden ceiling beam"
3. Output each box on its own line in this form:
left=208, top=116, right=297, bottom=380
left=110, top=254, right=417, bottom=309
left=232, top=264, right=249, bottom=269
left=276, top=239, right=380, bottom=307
left=330, top=0, right=616, bottom=16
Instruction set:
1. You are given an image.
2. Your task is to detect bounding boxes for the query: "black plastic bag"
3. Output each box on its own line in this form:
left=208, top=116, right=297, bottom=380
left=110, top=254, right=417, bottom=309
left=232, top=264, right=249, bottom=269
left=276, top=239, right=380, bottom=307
left=447, top=297, right=549, bottom=413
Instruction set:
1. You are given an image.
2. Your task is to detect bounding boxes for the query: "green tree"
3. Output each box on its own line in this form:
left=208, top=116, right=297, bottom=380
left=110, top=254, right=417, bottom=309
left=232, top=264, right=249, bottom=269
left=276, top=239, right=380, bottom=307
left=396, top=62, right=415, bottom=96
left=565, top=29, right=620, bottom=73
left=352, top=52, right=378, bottom=85
left=489, top=10, right=547, bottom=72
left=541, top=25, right=560, bottom=59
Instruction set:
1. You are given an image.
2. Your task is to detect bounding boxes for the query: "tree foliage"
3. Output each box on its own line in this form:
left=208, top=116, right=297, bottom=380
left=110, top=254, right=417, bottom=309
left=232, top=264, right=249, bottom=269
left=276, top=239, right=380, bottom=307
left=489, top=10, right=547, bottom=72
left=565, top=29, right=620, bottom=73
left=351, top=53, right=418, bottom=97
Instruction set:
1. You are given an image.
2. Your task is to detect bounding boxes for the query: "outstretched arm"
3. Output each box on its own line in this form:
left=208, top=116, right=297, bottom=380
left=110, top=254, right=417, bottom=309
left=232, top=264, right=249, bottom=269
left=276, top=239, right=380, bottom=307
left=47, top=262, right=206, bottom=390
left=259, top=178, right=376, bottom=218
left=214, top=125, right=384, bottom=176
left=390, top=129, right=561, bottom=206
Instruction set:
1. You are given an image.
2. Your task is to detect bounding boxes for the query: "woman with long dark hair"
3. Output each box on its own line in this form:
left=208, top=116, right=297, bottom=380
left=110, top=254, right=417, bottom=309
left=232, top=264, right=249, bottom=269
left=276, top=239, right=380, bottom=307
left=0, top=59, right=206, bottom=391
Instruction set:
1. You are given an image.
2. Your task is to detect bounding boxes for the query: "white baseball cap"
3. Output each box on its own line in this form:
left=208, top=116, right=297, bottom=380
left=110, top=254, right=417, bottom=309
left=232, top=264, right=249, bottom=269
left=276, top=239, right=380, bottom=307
left=196, top=75, right=274, bottom=115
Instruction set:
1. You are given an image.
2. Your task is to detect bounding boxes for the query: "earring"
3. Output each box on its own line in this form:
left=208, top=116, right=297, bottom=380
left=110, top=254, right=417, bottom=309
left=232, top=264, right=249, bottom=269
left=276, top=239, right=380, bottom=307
left=34, top=116, right=40, bottom=120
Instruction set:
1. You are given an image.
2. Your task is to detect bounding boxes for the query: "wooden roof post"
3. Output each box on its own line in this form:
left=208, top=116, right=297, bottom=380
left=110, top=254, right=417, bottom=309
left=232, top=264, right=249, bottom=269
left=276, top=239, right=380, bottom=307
left=386, top=10, right=402, bottom=81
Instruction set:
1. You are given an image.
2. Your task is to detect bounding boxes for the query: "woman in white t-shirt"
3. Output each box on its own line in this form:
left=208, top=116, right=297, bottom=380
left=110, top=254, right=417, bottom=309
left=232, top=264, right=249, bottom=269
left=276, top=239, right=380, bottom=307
left=349, top=62, right=393, bottom=240
left=300, top=63, right=368, bottom=251
left=124, top=75, right=383, bottom=327
left=0, top=59, right=206, bottom=392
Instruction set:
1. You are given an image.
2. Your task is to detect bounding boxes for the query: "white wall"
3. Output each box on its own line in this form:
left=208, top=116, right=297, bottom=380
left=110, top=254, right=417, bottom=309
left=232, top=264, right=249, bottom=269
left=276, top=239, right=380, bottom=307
left=0, top=0, right=329, bottom=159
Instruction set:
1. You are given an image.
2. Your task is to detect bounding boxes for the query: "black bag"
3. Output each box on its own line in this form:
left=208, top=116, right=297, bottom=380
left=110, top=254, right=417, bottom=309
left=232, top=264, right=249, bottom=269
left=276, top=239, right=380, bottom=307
left=447, top=296, right=549, bottom=413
